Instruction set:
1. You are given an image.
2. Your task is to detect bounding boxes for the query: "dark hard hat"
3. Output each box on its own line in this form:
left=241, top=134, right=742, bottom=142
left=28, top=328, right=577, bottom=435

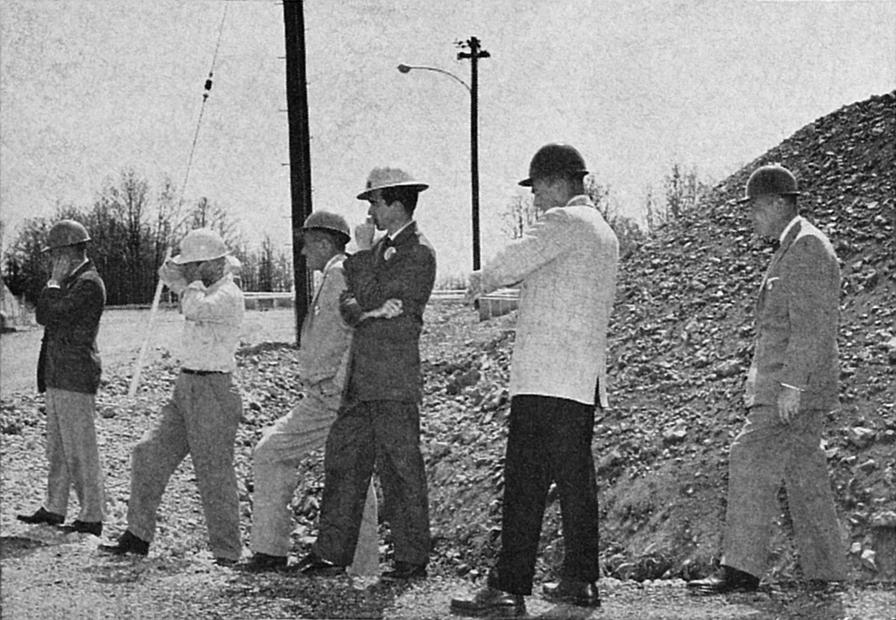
left=42, top=219, right=91, bottom=252
left=519, top=143, right=589, bottom=187
left=739, top=164, right=802, bottom=203
left=302, top=211, right=351, bottom=244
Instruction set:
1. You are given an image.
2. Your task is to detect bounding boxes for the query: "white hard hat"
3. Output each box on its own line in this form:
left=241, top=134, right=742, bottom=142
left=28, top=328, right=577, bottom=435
left=171, top=228, right=229, bottom=264
left=356, top=166, right=428, bottom=201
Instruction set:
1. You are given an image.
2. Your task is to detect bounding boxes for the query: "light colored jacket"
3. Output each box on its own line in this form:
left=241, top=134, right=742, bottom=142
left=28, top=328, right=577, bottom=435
left=480, top=195, right=618, bottom=406
left=298, top=254, right=353, bottom=403
left=745, top=217, right=840, bottom=411
left=179, top=273, right=245, bottom=372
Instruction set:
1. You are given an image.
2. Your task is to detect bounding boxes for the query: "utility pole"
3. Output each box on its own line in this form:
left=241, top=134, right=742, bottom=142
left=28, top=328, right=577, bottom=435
left=457, top=36, right=489, bottom=271
left=282, top=0, right=313, bottom=345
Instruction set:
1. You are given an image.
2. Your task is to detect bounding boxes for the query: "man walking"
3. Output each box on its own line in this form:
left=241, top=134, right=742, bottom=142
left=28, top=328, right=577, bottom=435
left=100, top=228, right=245, bottom=565
left=299, top=167, right=436, bottom=581
left=243, top=211, right=381, bottom=575
left=687, top=164, right=847, bottom=593
left=17, top=220, right=107, bottom=536
left=451, top=143, right=618, bottom=617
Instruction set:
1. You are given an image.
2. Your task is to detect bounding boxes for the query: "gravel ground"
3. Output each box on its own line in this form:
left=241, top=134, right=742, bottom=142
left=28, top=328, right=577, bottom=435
left=2, top=303, right=894, bottom=619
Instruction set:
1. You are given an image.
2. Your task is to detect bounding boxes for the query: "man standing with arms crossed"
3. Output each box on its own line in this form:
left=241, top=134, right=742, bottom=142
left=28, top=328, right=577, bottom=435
left=451, top=143, right=618, bottom=617
left=243, top=211, right=380, bottom=575
left=688, top=164, right=846, bottom=593
left=17, top=220, right=106, bottom=537
left=299, top=167, right=436, bottom=581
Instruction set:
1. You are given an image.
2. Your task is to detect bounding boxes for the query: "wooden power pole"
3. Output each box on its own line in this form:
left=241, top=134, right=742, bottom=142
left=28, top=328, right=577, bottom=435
left=282, top=0, right=313, bottom=345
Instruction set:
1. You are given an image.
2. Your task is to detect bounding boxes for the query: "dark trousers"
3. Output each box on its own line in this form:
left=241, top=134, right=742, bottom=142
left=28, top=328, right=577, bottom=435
left=489, top=395, right=600, bottom=595
left=313, top=399, right=430, bottom=567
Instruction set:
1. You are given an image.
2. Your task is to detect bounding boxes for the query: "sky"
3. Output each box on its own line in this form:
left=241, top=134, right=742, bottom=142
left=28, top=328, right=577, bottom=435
left=1, top=0, right=894, bottom=280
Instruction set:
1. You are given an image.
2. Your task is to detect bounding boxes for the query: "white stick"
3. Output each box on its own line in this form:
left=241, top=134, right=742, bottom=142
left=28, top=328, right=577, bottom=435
left=128, top=249, right=172, bottom=398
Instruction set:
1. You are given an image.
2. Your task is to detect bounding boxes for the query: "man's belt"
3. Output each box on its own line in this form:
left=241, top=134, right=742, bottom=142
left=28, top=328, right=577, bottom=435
left=181, top=368, right=227, bottom=376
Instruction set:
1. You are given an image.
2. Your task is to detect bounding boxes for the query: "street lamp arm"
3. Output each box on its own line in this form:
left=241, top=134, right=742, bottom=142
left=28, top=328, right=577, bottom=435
left=397, top=64, right=471, bottom=94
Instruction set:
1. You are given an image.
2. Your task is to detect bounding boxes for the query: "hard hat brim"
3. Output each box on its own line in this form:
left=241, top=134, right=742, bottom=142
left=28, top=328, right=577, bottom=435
left=300, top=227, right=351, bottom=244
left=357, top=181, right=429, bottom=201
left=170, top=250, right=230, bottom=265
left=737, top=190, right=802, bottom=204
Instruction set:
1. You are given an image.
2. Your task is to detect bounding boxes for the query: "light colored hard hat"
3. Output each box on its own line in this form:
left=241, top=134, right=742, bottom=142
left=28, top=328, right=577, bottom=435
left=42, top=219, right=91, bottom=252
left=171, top=228, right=229, bottom=264
left=738, top=164, right=802, bottom=203
left=356, top=166, right=428, bottom=201
left=302, top=211, right=351, bottom=243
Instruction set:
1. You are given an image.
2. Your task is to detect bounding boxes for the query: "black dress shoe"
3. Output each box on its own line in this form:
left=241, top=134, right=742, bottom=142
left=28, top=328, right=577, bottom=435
left=98, top=530, right=150, bottom=557
left=238, top=552, right=289, bottom=573
left=542, top=578, right=601, bottom=607
left=687, top=565, right=759, bottom=594
left=214, top=557, right=237, bottom=567
left=450, top=587, right=526, bottom=618
left=296, top=552, right=345, bottom=576
left=381, top=561, right=427, bottom=581
left=16, top=507, right=64, bottom=526
left=59, top=520, right=103, bottom=536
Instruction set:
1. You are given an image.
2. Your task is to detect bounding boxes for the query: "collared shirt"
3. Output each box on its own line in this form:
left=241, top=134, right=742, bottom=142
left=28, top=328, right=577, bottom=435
left=779, top=215, right=803, bottom=245
left=179, top=273, right=245, bottom=372
left=387, top=220, right=415, bottom=241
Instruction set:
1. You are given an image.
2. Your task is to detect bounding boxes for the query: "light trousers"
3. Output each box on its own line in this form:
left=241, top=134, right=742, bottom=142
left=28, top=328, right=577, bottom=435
left=723, top=405, right=846, bottom=580
left=251, top=391, right=379, bottom=575
left=127, top=372, right=243, bottom=561
left=44, top=388, right=105, bottom=522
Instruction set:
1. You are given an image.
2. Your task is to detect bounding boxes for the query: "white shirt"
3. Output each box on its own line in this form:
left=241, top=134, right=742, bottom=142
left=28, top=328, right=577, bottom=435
left=178, top=273, right=245, bottom=372
left=779, top=215, right=803, bottom=245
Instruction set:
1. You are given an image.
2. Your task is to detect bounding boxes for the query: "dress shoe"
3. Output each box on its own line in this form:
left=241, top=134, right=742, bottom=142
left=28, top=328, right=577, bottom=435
left=214, top=557, right=237, bottom=567
left=687, top=565, right=759, bottom=594
left=295, top=552, right=345, bottom=576
left=98, top=530, right=150, bottom=557
left=238, top=552, right=289, bottom=573
left=450, top=587, right=526, bottom=618
left=59, top=520, right=103, bottom=536
left=542, top=578, right=601, bottom=607
left=16, top=507, right=64, bottom=526
left=380, top=561, right=427, bottom=581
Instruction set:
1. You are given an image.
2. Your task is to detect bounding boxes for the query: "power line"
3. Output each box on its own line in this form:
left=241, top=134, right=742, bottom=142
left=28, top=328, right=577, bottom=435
left=177, top=3, right=229, bottom=214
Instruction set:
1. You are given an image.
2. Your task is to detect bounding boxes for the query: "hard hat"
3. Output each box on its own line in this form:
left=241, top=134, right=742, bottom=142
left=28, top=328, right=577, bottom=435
left=739, top=164, right=802, bottom=203
left=356, top=166, right=428, bottom=201
left=171, top=228, right=229, bottom=264
left=42, top=219, right=91, bottom=252
left=519, top=143, right=589, bottom=187
left=301, top=211, right=351, bottom=244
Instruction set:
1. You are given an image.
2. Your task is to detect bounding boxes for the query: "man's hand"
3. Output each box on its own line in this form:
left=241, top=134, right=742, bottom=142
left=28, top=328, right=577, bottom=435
left=355, top=217, right=376, bottom=251
left=466, top=271, right=483, bottom=306
left=50, top=255, right=71, bottom=283
left=361, top=298, right=403, bottom=321
left=777, top=385, right=802, bottom=424
left=158, top=260, right=188, bottom=291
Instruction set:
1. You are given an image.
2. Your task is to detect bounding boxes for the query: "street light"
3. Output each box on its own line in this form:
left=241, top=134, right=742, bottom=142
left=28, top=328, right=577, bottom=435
left=397, top=37, right=489, bottom=270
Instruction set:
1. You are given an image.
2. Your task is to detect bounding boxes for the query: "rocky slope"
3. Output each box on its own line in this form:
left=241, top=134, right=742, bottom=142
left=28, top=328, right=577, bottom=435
left=422, top=90, right=896, bottom=584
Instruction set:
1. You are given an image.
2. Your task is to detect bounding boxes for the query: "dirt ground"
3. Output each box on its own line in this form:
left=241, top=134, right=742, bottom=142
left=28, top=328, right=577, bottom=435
left=1, top=304, right=894, bottom=619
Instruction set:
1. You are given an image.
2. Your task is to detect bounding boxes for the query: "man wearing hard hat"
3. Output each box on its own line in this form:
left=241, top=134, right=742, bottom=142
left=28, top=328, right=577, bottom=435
left=452, top=144, right=617, bottom=616
left=100, top=228, right=245, bottom=565
left=299, top=166, right=436, bottom=581
left=243, top=211, right=385, bottom=575
left=17, top=220, right=107, bottom=537
left=688, top=164, right=846, bottom=593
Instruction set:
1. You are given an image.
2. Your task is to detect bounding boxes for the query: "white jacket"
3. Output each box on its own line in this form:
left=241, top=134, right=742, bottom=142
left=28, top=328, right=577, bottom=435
left=480, top=195, right=618, bottom=406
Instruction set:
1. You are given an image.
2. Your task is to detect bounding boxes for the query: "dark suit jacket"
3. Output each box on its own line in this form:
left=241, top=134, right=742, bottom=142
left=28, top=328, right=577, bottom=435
left=745, top=217, right=840, bottom=411
left=36, top=260, right=106, bottom=394
left=341, top=222, right=436, bottom=403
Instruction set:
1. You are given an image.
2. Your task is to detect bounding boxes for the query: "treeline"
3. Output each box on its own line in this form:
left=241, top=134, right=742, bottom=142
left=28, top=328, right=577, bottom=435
left=501, top=163, right=712, bottom=257
left=2, top=170, right=293, bottom=306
